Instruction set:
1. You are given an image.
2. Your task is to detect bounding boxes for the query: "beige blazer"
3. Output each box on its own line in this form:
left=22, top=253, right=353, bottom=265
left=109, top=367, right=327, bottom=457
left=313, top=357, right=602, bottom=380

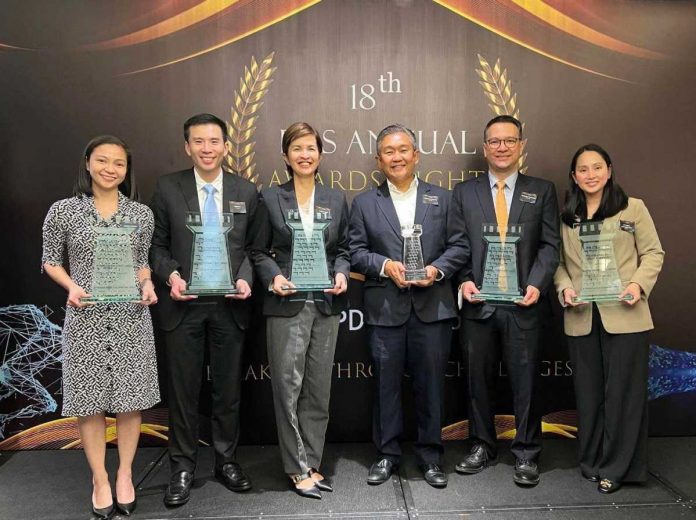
left=554, top=197, right=664, bottom=336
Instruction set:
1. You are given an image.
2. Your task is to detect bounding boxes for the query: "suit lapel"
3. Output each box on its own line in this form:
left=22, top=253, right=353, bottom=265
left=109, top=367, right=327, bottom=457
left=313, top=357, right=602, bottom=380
left=376, top=181, right=403, bottom=237
left=475, top=175, right=496, bottom=224
left=414, top=181, right=431, bottom=226
left=277, top=180, right=298, bottom=220
left=508, top=173, right=526, bottom=224
left=179, top=169, right=199, bottom=212
left=221, top=171, right=241, bottom=214
left=314, top=182, right=331, bottom=213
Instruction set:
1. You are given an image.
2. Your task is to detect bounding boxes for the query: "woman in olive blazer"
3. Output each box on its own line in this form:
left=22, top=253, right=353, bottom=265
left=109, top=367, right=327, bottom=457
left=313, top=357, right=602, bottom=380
left=250, top=122, right=349, bottom=499
left=554, top=144, right=664, bottom=494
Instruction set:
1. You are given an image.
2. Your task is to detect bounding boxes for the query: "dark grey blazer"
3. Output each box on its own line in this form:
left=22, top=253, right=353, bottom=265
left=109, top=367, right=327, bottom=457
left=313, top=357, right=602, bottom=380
left=349, top=180, right=467, bottom=327
left=149, top=168, right=259, bottom=331
left=250, top=180, right=350, bottom=317
left=450, top=172, right=560, bottom=328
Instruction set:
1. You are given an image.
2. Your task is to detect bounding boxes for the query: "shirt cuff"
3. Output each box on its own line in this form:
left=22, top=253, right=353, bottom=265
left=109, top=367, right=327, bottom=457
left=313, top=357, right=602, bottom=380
left=379, top=259, right=391, bottom=278
left=166, top=270, right=181, bottom=287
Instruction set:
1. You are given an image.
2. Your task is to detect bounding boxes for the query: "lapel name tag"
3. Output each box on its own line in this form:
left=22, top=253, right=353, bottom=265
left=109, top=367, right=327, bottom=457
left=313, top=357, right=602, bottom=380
left=620, top=220, right=636, bottom=233
left=422, top=194, right=439, bottom=205
left=229, top=201, right=247, bottom=213
left=520, top=192, right=537, bottom=204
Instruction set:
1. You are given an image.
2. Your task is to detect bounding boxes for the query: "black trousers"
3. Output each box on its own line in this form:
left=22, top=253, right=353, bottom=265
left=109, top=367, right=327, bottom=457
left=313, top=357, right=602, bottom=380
left=368, top=311, right=452, bottom=465
left=568, top=304, right=648, bottom=483
left=462, top=307, right=542, bottom=461
left=165, top=301, right=245, bottom=474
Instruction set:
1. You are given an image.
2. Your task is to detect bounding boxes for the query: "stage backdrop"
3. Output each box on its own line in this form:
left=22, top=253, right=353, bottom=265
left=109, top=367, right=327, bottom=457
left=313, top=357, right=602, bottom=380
left=1, top=0, right=696, bottom=449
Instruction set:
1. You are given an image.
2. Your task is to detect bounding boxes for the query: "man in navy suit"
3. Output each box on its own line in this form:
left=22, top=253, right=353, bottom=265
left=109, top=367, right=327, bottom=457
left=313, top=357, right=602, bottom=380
left=349, top=124, right=467, bottom=488
left=451, top=115, right=560, bottom=486
left=150, top=113, right=258, bottom=506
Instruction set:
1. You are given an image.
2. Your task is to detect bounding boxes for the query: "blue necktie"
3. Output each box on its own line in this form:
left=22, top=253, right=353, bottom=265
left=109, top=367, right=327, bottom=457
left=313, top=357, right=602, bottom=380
left=202, top=184, right=218, bottom=226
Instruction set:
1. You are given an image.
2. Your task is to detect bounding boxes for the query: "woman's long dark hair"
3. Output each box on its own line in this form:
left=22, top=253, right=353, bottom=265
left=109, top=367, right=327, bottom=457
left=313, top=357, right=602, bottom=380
left=73, top=135, right=138, bottom=201
left=560, top=143, right=628, bottom=227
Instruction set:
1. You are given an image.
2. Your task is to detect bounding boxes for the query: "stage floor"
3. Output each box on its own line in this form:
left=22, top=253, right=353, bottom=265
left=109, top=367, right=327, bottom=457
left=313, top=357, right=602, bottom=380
left=1, top=438, right=695, bottom=519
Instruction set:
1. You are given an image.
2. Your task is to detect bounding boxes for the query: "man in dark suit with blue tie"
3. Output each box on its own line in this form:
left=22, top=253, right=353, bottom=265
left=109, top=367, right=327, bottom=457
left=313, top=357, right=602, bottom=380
left=349, top=124, right=467, bottom=488
left=150, top=113, right=258, bottom=506
left=451, top=115, right=560, bottom=486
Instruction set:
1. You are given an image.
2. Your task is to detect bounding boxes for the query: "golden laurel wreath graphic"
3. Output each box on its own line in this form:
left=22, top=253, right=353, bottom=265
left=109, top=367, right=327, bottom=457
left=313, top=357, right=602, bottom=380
left=225, top=52, right=277, bottom=185
left=476, top=54, right=528, bottom=174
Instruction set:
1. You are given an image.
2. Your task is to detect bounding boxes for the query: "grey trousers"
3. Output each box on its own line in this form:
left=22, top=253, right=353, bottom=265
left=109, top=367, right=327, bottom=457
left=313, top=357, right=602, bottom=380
left=267, top=301, right=340, bottom=475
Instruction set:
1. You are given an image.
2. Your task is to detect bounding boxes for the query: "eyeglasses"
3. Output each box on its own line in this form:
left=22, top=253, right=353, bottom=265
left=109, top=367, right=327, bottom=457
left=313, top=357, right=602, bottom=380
left=485, top=137, right=522, bottom=149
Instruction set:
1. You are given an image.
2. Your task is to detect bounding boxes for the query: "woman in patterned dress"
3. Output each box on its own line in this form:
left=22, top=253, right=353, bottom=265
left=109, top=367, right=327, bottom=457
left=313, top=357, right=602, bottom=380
left=42, top=135, right=160, bottom=518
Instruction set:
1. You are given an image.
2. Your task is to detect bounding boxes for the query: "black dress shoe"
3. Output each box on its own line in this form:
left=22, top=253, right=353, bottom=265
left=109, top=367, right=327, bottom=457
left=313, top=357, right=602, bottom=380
left=367, top=458, right=398, bottom=485
left=455, top=444, right=494, bottom=474
left=164, top=470, right=194, bottom=507
left=115, top=498, right=136, bottom=516
left=582, top=473, right=600, bottom=482
left=309, top=469, right=333, bottom=492
left=420, top=463, right=448, bottom=488
left=215, top=462, right=252, bottom=492
left=290, top=473, right=322, bottom=499
left=598, top=478, right=622, bottom=494
left=513, top=458, right=540, bottom=486
left=91, top=503, right=114, bottom=519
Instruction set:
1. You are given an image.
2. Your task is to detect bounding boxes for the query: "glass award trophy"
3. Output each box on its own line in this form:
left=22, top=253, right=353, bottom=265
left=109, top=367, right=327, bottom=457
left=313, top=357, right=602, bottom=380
left=283, top=208, right=333, bottom=291
left=573, top=221, right=632, bottom=303
left=81, top=217, right=141, bottom=304
left=182, top=212, right=238, bottom=296
left=401, top=224, right=427, bottom=281
left=473, top=223, right=523, bottom=303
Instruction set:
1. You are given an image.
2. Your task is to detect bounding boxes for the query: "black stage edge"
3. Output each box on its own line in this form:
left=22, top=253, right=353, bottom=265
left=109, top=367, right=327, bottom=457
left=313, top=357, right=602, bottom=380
left=1, top=439, right=695, bottom=519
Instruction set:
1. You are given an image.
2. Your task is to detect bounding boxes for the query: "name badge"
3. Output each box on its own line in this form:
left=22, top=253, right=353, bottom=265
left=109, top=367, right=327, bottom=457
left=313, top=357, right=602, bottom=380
left=229, top=201, right=247, bottom=214
left=620, top=220, right=636, bottom=233
left=422, top=194, right=439, bottom=205
left=520, top=192, right=537, bottom=204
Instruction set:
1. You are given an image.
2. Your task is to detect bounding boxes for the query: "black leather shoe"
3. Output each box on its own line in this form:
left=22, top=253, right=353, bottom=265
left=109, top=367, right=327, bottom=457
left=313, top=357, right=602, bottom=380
left=598, top=478, right=622, bottom=494
left=420, top=463, right=448, bottom=488
left=367, top=458, right=398, bottom=485
left=309, top=469, right=333, bottom=492
left=513, top=458, right=540, bottom=486
left=290, top=473, right=322, bottom=499
left=115, top=498, right=136, bottom=516
left=455, top=444, right=494, bottom=474
left=215, top=462, right=252, bottom=492
left=582, top=473, right=600, bottom=482
left=164, top=471, right=194, bottom=507
left=91, top=503, right=114, bottom=519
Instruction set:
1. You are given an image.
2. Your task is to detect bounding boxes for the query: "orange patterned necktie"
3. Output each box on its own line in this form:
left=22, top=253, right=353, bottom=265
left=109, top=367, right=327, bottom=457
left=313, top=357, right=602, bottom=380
left=495, top=180, right=508, bottom=290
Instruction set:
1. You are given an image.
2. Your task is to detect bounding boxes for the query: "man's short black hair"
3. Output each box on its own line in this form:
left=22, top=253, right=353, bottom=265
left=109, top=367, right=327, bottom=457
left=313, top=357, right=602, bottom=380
left=184, top=113, right=228, bottom=142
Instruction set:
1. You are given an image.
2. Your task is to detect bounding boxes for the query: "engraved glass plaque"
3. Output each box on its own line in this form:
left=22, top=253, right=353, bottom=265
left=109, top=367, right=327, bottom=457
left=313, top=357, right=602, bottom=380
left=182, top=212, right=238, bottom=296
left=284, top=208, right=333, bottom=291
left=401, top=224, right=426, bottom=281
left=573, top=221, right=632, bottom=303
left=81, top=218, right=141, bottom=303
left=473, top=223, right=523, bottom=303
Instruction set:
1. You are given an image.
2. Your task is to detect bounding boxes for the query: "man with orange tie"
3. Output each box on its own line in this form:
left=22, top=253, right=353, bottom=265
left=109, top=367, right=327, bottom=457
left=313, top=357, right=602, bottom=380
left=450, top=115, right=560, bottom=486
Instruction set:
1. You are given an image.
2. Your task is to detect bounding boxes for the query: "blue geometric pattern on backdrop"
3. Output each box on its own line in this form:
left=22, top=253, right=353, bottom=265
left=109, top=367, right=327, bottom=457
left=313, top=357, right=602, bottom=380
left=0, top=304, right=62, bottom=438
left=648, top=344, right=696, bottom=401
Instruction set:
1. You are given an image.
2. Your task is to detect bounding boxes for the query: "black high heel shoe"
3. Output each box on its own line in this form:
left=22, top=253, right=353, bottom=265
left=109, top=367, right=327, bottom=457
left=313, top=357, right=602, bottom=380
left=290, top=472, right=322, bottom=499
left=309, top=468, right=333, bottom=492
left=116, top=498, right=137, bottom=516
left=91, top=503, right=114, bottom=519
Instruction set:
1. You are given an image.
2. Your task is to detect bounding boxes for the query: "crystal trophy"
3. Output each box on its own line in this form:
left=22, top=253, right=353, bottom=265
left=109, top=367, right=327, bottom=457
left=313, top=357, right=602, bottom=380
left=473, top=223, right=523, bottom=303
left=81, top=217, right=141, bottom=303
left=401, top=224, right=426, bottom=281
left=573, top=221, right=632, bottom=303
left=182, top=212, right=238, bottom=295
left=282, top=208, right=333, bottom=291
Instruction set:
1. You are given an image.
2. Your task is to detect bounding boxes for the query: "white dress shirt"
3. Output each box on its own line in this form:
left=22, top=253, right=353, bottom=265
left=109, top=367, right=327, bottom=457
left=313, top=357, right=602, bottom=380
left=380, top=176, right=419, bottom=277
left=488, top=170, right=518, bottom=214
left=194, top=168, right=224, bottom=216
left=298, top=188, right=315, bottom=239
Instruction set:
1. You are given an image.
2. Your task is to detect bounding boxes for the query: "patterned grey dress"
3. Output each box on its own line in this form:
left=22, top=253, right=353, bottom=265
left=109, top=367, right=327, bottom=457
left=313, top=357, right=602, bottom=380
left=42, top=193, right=160, bottom=417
